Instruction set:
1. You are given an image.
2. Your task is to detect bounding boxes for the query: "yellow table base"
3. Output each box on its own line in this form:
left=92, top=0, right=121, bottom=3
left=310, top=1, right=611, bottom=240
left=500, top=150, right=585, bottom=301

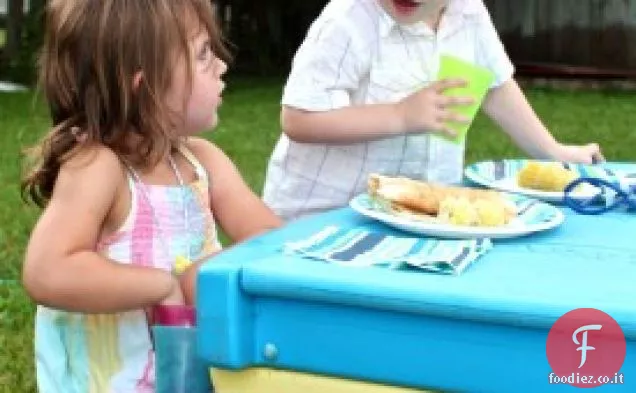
left=211, top=368, right=434, bottom=393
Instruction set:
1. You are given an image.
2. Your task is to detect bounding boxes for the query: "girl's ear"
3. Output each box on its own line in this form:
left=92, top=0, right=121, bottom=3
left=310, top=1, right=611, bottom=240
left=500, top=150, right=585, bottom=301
left=132, top=71, right=144, bottom=92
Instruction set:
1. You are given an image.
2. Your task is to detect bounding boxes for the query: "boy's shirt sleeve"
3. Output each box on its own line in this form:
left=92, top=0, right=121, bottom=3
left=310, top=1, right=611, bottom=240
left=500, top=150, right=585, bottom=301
left=282, top=19, right=370, bottom=112
left=472, top=0, right=515, bottom=88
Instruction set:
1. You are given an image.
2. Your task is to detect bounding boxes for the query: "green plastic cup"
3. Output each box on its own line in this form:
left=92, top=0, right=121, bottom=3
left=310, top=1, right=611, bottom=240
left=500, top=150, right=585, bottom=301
left=436, top=55, right=495, bottom=144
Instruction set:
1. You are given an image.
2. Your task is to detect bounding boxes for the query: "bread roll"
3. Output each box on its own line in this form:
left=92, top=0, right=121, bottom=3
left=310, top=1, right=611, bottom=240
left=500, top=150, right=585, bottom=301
left=368, top=173, right=506, bottom=215
left=367, top=173, right=516, bottom=226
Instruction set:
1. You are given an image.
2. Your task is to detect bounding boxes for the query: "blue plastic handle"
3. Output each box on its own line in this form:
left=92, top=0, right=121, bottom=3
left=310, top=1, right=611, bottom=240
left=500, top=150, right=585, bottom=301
left=563, top=177, right=636, bottom=215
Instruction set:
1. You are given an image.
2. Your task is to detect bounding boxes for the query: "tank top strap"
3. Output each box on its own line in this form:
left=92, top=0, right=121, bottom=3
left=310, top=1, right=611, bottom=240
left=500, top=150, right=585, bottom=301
left=176, top=143, right=209, bottom=187
left=117, top=161, right=141, bottom=234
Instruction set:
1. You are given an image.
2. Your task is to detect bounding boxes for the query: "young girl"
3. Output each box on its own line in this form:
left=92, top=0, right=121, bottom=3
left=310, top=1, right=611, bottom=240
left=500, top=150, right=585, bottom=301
left=262, top=0, right=605, bottom=221
left=21, top=0, right=281, bottom=391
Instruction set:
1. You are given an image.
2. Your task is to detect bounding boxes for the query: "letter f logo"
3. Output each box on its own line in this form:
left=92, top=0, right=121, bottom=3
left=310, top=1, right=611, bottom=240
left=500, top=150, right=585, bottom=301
left=573, top=324, right=602, bottom=368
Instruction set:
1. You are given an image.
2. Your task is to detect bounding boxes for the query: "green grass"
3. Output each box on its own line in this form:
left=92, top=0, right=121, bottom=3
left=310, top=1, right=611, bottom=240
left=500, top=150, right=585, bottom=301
left=1, top=78, right=635, bottom=392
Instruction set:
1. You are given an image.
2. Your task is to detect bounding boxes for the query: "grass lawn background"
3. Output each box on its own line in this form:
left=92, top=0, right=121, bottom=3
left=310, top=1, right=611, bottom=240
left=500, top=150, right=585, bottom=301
left=1, top=77, right=635, bottom=392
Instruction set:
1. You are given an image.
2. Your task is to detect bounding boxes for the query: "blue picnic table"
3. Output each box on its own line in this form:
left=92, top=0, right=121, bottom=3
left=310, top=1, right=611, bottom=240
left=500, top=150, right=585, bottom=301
left=197, top=162, right=635, bottom=393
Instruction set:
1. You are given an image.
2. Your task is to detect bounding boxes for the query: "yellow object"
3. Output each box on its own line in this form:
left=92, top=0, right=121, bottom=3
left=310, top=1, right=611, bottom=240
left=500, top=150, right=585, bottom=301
left=517, top=161, right=579, bottom=192
left=473, top=199, right=509, bottom=227
left=174, top=255, right=193, bottom=275
left=211, top=367, right=433, bottom=393
left=437, top=196, right=515, bottom=227
left=437, top=196, right=479, bottom=226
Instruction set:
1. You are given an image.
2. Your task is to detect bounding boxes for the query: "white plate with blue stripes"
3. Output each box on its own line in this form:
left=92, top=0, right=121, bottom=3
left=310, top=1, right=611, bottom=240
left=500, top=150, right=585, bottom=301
left=463, top=159, right=612, bottom=203
left=349, top=192, right=565, bottom=239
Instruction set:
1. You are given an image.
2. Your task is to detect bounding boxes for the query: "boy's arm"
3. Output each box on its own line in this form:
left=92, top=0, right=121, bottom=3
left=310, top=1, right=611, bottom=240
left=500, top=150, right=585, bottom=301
left=23, top=146, right=180, bottom=313
left=482, top=79, right=560, bottom=158
left=282, top=79, right=474, bottom=144
left=482, top=79, right=603, bottom=163
left=282, top=103, right=406, bottom=143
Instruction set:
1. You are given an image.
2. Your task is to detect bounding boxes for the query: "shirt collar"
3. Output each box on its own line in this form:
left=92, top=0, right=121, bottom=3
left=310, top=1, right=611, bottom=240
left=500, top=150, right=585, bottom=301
left=376, top=2, right=398, bottom=38
left=376, top=0, right=481, bottom=39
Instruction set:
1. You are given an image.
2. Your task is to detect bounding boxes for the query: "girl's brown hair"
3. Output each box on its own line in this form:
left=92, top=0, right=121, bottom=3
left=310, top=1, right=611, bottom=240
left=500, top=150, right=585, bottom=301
left=21, top=0, right=230, bottom=207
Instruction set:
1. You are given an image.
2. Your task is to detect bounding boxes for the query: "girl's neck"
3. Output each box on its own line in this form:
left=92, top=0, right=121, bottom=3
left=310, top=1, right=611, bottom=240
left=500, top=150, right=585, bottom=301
left=124, top=131, right=181, bottom=170
left=128, top=148, right=190, bottom=186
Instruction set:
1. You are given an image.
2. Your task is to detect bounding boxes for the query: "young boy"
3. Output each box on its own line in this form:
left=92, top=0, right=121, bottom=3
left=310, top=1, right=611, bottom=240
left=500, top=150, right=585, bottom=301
left=262, top=0, right=604, bottom=221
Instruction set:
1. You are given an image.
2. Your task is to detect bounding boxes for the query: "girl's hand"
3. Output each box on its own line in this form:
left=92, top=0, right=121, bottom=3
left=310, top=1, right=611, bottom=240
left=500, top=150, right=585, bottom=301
left=397, top=78, right=475, bottom=137
left=178, top=250, right=221, bottom=306
left=146, top=274, right=184, bottom=326
left=553, top=143, right=605, bottom=164
left=160, top=275, right=185, bottom=306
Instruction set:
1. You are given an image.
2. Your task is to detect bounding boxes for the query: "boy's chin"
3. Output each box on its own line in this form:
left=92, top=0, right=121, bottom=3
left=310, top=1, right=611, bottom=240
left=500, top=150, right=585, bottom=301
left=380, top=0, right=444, bottom=25
left=391, top=14, right=426, bottom=25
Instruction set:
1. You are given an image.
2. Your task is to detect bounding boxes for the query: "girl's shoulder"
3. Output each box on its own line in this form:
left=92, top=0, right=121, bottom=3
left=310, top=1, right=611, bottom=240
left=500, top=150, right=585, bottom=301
left=59, top=144, right=127, bottom=185
left=182, top=137, right=246, bottom=188
left=45, top=144, right=129, bottom=239
left=182, top=137, right=227, bottom=171
left=55, top=144, right=129, bottom=213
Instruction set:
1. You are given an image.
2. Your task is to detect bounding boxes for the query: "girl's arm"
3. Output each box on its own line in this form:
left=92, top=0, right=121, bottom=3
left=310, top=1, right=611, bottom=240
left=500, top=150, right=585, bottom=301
left=23, top=146, right=181, bottom=313
left=482, top=79, right=604, bottom=163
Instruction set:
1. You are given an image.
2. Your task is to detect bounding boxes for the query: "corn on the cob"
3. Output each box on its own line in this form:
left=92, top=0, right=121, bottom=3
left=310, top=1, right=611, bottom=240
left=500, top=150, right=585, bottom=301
left=517, top=161, right=578, bottom=192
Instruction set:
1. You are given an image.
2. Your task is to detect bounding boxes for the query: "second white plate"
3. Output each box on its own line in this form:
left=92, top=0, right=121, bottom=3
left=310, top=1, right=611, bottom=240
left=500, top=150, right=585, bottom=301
left=463, top=159, right=613, bottom=203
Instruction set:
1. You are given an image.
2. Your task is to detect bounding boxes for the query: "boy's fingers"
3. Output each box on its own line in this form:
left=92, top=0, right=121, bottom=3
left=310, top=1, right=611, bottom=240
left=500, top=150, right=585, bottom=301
left=430, top=116, right=458, bottom=137
left=592, top=150, right=605, bottom=164
left=437, top=110, right=470, bottom=124
left=437, top=95, right=475, bottom=107
left=433, top=78, right=468, bottom=91
left=585, top=143, right=604, bottom=164
left=439, top=124, right=458, bottom=137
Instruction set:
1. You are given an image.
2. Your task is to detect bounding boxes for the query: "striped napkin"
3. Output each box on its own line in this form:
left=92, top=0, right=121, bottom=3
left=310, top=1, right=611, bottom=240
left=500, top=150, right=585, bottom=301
left=284, top=226, right=492, bottom=275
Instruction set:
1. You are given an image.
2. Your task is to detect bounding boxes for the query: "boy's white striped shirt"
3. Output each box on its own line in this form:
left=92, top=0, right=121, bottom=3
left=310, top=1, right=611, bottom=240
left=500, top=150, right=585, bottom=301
left=263, top=0, right=515, bottom=221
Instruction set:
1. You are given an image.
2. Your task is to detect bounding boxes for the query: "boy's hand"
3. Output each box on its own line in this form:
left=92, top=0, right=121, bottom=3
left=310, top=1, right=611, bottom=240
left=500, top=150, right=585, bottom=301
left=397, top=78, right=475, bottom=137
left=553, top=143, right=605, bottom=164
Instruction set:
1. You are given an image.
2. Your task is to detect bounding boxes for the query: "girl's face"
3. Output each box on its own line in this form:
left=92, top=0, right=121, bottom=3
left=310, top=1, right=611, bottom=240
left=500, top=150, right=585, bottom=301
left=167, top=28, right=227, bottom=136
left=378, top=0, right=448, bottom=25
